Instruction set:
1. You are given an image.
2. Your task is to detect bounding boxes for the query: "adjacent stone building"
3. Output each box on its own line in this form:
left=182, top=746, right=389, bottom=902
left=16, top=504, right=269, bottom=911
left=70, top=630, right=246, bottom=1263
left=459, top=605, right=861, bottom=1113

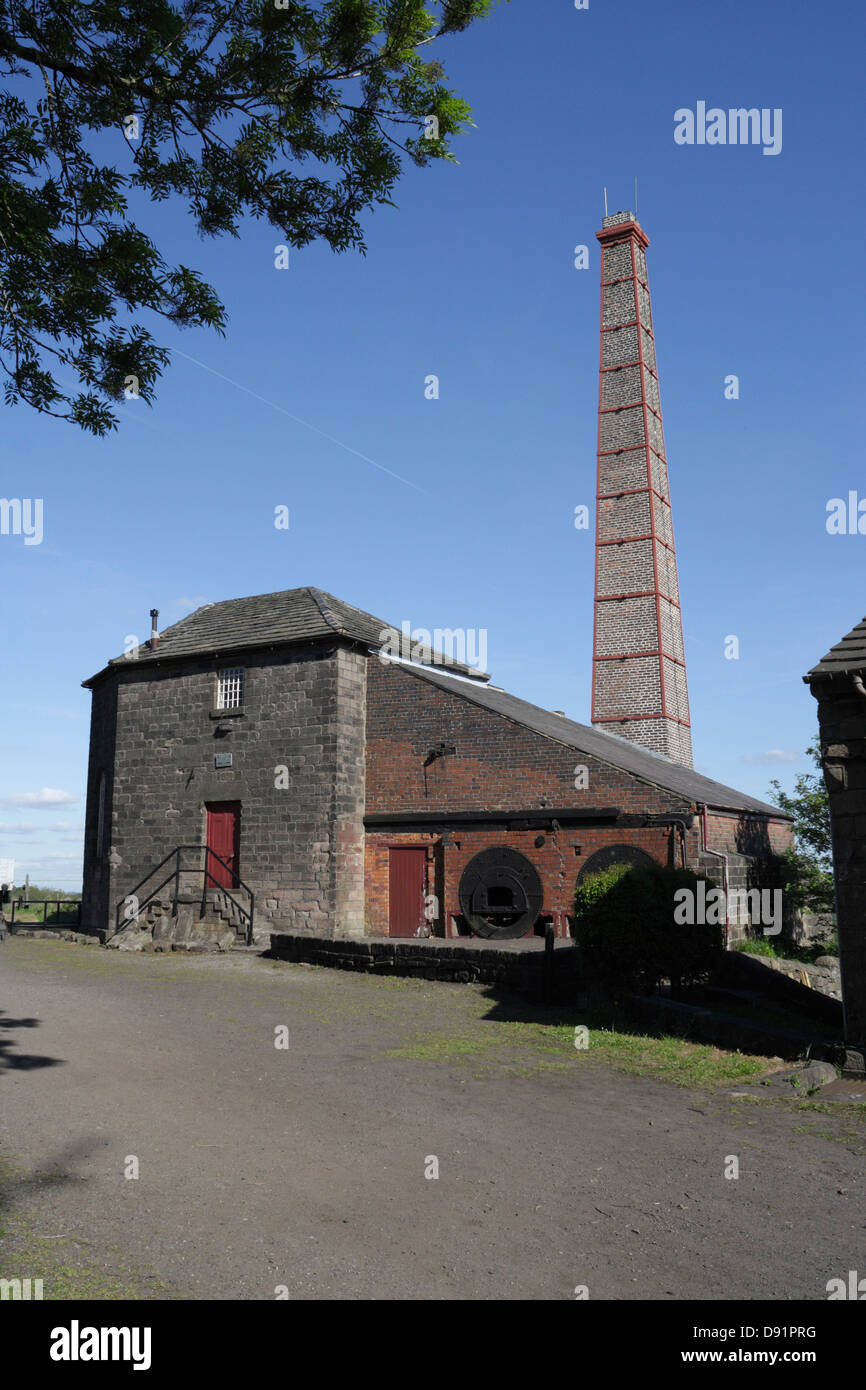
left=805, top=619, right=866, bottom=1066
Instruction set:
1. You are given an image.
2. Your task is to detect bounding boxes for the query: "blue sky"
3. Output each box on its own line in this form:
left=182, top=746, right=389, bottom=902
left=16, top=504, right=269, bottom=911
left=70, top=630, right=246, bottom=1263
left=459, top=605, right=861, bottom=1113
left=2, top=0, right=864, bottom=890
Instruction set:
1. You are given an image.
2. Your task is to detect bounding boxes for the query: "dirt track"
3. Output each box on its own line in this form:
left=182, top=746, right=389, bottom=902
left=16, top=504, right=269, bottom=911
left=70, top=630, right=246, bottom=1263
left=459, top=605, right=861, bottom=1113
left=1, top=938, right=863, bottom=1301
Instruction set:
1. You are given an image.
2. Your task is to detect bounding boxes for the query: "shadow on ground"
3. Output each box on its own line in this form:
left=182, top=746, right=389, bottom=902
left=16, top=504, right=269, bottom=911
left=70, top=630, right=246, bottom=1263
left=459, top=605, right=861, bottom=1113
left=0, top=1137, right=98, bottom=1220
left=0, top=1010, right=65, bottom=1074
left=474, top=984, right=842, bottom=1064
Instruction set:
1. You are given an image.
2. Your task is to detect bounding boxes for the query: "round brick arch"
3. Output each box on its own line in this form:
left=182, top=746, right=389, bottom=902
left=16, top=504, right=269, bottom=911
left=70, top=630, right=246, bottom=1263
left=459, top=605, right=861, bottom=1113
left=576, top=844, right=658, bottom=885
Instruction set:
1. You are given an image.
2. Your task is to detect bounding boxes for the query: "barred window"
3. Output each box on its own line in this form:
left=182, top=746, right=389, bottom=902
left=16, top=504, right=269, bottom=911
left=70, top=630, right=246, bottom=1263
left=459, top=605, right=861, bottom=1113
left=217, top=668, right=245, bottom=709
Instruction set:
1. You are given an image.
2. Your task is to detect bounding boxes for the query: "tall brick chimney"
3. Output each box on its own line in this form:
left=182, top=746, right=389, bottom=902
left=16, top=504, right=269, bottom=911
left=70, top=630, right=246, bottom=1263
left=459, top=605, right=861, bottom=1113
left=591, top=210, right=693, bottom=768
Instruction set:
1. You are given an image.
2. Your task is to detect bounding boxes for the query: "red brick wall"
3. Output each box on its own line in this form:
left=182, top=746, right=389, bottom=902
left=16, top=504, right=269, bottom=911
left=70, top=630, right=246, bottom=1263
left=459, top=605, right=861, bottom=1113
left=364, top=824, right=676, bottom=938
left=363, top=662, right=793, bottom=938
left=366, top=660, right=691, bottom=817
left=703, top=810, right=792, bottom=858
left=365, top=662, right=692, bottom=935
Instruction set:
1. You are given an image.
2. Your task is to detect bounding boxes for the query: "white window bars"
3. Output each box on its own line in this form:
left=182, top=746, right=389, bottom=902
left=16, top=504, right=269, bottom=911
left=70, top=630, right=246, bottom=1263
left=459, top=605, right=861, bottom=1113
left=217, top=668, right=245, bottom=710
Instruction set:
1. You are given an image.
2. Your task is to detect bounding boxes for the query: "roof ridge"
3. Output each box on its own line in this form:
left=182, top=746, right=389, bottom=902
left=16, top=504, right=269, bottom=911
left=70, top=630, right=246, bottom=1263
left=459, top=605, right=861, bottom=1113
left=306, top=587, right=346, bottom=637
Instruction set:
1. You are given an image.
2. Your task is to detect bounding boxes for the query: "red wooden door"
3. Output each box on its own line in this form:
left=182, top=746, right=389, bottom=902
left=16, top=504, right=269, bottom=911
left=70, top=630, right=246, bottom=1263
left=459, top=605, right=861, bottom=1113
left=206, top=802, right=240, bottom=888
left=389, top=847, right=426, bottom=937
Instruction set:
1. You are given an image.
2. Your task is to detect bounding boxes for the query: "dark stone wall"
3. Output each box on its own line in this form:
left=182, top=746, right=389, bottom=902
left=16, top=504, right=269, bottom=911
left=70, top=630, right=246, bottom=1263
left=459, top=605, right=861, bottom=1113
left=80, top=678, right=119, bottom=933
left=81, top=641, right=367, bottom=942
left=269, top=932, right=581, bottom=999
left=809, top=677, right=866, bottom=1051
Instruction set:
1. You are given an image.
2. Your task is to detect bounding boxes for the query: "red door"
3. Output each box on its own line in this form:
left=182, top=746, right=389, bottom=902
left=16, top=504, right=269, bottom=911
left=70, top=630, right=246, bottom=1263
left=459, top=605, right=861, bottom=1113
left=389, top=847, right=426, bottom=937
left=206, top=802, right=240, bottom=888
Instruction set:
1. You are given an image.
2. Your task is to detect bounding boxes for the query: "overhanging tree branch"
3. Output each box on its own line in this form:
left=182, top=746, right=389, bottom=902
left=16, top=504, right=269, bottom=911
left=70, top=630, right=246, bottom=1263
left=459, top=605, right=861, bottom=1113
left=0, top=0, right=505, bottom=433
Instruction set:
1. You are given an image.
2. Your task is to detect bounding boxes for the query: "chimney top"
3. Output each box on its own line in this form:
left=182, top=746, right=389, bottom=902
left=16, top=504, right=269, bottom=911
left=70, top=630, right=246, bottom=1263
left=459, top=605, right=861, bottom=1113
left=149, top=608, right=160, bottom=648
left=601, top=209, right=639, bottom=229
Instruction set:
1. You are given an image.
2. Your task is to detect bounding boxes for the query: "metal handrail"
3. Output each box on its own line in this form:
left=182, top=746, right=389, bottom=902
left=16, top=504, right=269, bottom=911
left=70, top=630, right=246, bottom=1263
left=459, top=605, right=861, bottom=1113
left=115, top=844, right=255, bottom=945
left=199, top=846, right=256, bottom=946
left=115, top=867, right=178, bottom=930
left=120, top=845, right=181, bottom=915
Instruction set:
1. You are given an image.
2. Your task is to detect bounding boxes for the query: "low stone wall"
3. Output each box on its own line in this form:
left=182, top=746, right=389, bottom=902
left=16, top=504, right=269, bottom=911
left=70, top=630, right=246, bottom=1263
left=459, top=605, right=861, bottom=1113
left=795, top=913, right=836, bottom=946
left=756, top=953, right=841, bottom=1000
left=717, top=950, right=842, bottom=1027
left=269, top=933, right=580, bottom=998
left=8, top=927, right=104, bottom=944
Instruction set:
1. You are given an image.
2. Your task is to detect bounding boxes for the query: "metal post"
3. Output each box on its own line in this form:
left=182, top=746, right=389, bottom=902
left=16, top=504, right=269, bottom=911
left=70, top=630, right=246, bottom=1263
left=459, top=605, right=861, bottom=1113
left=543, top=921, right=555, bottom=1004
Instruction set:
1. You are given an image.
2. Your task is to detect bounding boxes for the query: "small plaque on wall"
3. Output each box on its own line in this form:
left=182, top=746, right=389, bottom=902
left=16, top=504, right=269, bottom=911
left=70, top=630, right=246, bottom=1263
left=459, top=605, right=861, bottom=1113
left=214, top=753, right=233, bottom=769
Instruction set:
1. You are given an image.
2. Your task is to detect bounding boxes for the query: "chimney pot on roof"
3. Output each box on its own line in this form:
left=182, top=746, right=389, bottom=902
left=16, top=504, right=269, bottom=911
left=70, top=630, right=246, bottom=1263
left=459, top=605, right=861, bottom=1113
left=149, top=608, right=160, bottom=648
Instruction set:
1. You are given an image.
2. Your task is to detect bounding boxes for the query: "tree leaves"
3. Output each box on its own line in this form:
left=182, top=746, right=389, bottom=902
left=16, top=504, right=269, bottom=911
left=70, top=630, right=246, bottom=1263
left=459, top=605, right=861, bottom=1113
left=0, top=0, right=502, bottom=432
left=768, top=739, right=835, bottom=914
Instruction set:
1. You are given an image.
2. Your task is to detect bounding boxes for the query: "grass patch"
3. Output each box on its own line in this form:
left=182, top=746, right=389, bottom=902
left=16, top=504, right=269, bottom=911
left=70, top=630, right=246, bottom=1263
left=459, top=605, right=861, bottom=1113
left=734, top=936, right=838, bottom=965
left=0, top=1157, right=175, bottom=1301
left=385, top=1015, right=771, bottom=1088
left=0, top=1237, right=174, bottom=1300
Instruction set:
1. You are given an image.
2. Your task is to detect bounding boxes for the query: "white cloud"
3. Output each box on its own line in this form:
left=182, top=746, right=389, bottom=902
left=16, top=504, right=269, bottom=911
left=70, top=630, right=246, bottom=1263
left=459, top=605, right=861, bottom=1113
left=3, top=788, right=79, bottom=808
left=0, top=819, right=81, bottom=836
left=739, top=750, right=800, bottom=765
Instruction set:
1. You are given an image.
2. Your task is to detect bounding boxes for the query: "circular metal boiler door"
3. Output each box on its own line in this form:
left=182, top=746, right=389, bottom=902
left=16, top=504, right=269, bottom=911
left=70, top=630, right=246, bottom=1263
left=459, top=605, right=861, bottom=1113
left=458, top=847, right=544, bottom=940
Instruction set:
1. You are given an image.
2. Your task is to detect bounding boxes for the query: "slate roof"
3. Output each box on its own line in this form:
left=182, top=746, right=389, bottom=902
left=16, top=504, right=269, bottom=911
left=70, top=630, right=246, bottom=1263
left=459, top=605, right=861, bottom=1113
left=805, top=615, right=866, bottom=679
left=397, top=661, right=787, bottom=818
left=84, top=586, right=487, bottom=685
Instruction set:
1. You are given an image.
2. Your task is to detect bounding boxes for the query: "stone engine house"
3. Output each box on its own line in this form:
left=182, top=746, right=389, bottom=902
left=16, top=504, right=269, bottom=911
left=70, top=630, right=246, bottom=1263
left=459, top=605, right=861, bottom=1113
left=80, top=210, right=792, bottom=948
left=81, top=587, right=790, bottom=948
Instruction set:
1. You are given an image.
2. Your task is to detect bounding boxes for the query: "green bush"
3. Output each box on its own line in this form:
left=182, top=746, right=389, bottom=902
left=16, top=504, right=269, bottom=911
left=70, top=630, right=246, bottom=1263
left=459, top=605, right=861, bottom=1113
left=733, top=937, right=779, bottom=958
left=573, top=863, right=723, bottom=995
left=734, top=931, right=839, bottom=965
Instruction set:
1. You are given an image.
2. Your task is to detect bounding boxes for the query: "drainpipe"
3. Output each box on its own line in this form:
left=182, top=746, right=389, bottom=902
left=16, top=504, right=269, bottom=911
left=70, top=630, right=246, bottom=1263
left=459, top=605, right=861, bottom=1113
left=700, top=804, right=730, bottom=949
left=669, top=819, right=690, bottom=869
